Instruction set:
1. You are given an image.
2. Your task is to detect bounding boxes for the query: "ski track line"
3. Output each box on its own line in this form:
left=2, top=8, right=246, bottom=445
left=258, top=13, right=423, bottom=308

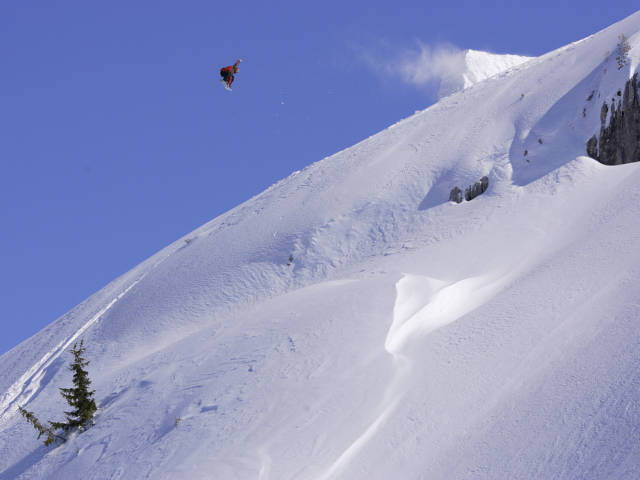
left=0, top=271, right=152, bottom=427
left=317, top=396, right=403, bottom=480
left=317, top=352, right=411, bottom=480
left=257, top=448, right=272, bottom=480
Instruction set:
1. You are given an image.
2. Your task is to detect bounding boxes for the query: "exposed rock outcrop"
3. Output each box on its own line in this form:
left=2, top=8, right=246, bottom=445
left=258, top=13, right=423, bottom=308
left=449, top=176, right=489, bottom=204
left=586, top=74, right=640, bottom=165
left=449, top=186, right=463, bottom=204
left=586, top=135, right=598, bottom=159
left=465, top=176, right=489, bottom=201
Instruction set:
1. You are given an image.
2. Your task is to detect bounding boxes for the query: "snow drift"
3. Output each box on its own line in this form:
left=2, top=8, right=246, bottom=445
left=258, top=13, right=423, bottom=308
left=2, top=11, right=640, bottom=480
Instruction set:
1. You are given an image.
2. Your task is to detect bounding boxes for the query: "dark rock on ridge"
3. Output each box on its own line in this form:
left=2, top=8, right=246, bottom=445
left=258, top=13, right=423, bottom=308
left=587, top=73, right=640, bottom=165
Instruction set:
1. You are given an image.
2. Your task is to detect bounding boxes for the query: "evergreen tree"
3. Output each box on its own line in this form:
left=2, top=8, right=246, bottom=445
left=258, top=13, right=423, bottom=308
left=51, top=340, right=97, bottom=432
left=19, top=340, right=97, bottom=446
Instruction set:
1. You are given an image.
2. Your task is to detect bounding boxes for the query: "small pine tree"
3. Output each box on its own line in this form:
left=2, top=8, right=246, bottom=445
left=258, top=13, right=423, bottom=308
left=52, top=340, right=97, bottom=432
left=19, top=340, right=97, bottom=446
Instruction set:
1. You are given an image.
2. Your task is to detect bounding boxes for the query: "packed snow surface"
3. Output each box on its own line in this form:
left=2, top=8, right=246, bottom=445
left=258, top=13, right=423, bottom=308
left=2, top=11, right=640, bottom=480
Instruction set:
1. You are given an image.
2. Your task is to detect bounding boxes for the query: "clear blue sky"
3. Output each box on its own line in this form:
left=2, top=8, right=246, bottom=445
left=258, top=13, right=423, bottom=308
left=1, top=1, right=638, bottom=355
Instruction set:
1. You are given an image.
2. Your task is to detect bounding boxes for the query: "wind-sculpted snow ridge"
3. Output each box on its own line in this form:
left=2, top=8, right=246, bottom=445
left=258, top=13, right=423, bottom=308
left=3, top=10, right=640, bottom=480
left=437, top=49, right=533, bottom=99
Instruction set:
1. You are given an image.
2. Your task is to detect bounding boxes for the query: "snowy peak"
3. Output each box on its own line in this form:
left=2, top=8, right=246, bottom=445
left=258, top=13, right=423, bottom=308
left=438, top=49, right=533, bottom=98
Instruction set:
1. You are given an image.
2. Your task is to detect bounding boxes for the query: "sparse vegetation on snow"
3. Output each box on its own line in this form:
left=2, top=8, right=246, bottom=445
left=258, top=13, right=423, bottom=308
left=18, top=341, right=97, bottom=447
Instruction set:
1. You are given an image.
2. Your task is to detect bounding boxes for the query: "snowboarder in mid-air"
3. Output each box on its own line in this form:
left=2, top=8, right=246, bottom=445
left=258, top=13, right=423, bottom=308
left=220, top=59, right=241, bottom=91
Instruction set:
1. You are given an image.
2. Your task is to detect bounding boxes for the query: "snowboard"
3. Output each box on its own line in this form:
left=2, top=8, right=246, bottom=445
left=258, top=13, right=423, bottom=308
left=220, top=79, right=232, bottom=91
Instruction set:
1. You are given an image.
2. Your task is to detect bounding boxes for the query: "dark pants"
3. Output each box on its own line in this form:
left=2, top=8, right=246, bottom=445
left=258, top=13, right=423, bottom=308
left=220, top=69, right=233, bottom=85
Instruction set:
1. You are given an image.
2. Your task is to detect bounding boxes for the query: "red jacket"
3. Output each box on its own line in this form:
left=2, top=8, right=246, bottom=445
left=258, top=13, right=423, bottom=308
left=221, top=59, right=241, bottom=74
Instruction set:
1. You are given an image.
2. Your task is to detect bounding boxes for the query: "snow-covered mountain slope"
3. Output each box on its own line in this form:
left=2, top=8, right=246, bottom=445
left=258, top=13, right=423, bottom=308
left=3, top=11, right=640, bottom=480
left=437, top=48, right=532, bottom=98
